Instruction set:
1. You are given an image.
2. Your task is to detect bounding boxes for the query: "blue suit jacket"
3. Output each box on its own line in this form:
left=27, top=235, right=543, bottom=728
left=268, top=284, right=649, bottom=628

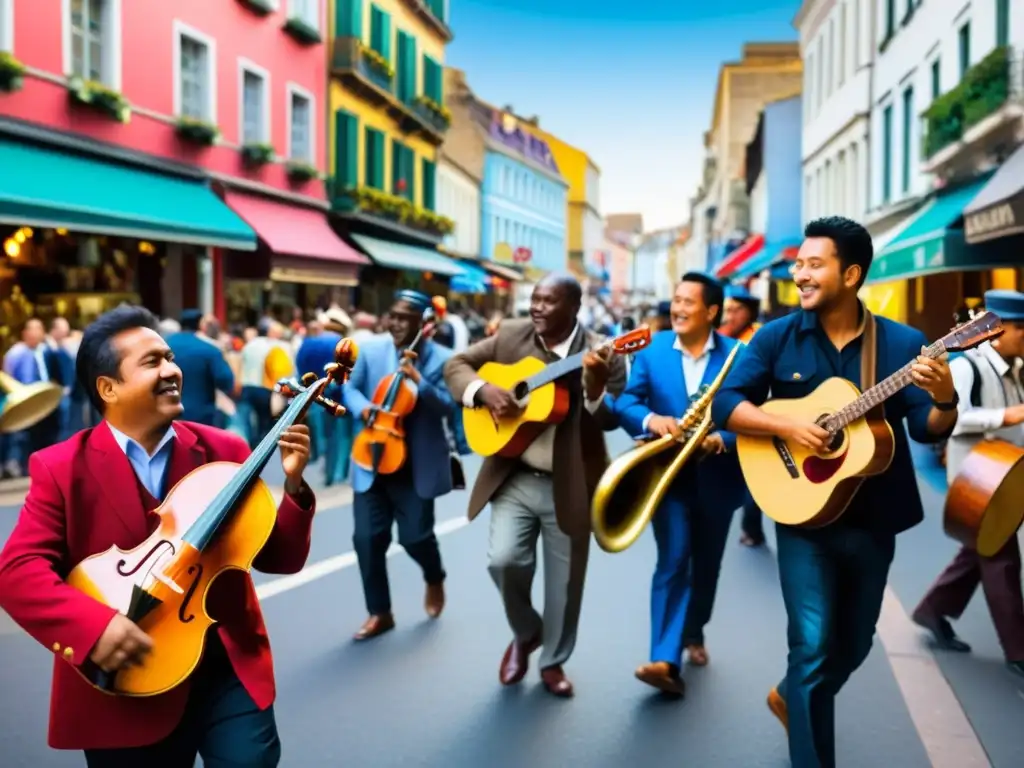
left=613, top=329, right=745, bottom=510
left=167, top=332, right=235, bottom=426
left=342, top=335, right=455, bottom=499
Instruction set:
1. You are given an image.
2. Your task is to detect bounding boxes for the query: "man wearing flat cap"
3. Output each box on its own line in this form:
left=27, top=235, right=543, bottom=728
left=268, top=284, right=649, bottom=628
left=342, top=290, right=455, bottom=641
left=913, top=289, right=1024, bottom=679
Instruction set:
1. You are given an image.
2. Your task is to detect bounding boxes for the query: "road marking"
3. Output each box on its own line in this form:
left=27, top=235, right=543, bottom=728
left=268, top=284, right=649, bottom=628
left=877, top=586, right=991, bottom=768
left=255, top=516, right=470, bottom=600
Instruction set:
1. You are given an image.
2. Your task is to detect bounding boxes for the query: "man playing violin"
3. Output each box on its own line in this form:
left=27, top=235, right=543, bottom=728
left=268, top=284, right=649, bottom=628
left=0, top=305, right=315, bottom=766
left=444, top=274, right=626, bottom=697
left=342, top=289, right=455, bottom=641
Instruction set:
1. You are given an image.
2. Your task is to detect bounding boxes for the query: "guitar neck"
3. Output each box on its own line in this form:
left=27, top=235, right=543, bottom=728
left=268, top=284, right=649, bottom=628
left=525, top=350, right=586, bottom=393
left=825, top=339, right=946, bottom=430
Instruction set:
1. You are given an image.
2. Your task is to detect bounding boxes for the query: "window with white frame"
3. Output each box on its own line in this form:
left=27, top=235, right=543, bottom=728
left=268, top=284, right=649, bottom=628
left=68, top=0, right=120, bottom=85
left=175, top=25, right=215, bottom=122
left=288, top=0, right=320, bottom=31
left=0, top=0, right=13, bottom=53
left=288, top=86, right=313, bottom=162
left=240, top=62, right=269, bottom=145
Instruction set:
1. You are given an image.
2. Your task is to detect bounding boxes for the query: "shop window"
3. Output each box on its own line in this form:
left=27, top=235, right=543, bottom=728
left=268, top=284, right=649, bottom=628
left=239, top=61, right=270, bottom=145
left=0, top=0, right=12, bottom=53
left=364, top=127, right=385, bottom=189
left=369, top=5, right=391, bottom=62
left=288, top=0, right=321, bottom=34
left=287, top=84, right=315, bottom=162
left=174, top=22, right=215, bottom=122
left=67, top=0, right=121, bottom=88
left=421, top=158, right=436, bottom=211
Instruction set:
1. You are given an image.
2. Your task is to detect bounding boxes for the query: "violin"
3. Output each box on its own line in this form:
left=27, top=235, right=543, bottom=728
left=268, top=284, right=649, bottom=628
left=351, top=296, right=446, bottom=475
left=66, top=339, right=359, bottom=697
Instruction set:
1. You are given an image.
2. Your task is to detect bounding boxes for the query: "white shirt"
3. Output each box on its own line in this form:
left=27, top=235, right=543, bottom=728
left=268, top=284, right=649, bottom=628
left=462, top=323, right=604, bottom=472
left=641, top=332, right=716, bottom=434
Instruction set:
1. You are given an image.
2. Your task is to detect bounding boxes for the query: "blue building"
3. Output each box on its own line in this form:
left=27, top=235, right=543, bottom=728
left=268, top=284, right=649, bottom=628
left=480, top=111, right=568, bottom=276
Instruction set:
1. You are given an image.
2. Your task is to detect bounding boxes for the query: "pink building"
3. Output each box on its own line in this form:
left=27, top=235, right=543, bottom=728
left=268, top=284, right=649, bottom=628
left=0, top=0, right=365, bottom=329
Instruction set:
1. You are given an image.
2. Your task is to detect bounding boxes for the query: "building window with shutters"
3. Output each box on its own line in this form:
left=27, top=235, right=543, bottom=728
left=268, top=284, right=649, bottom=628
left=334, top=109, right=359, bottom=191
left=287, top=84, right=315, bottom=162
left=369, top=5, right=390, bottom=63
left=391, top=139, right=414, bottom=201
left=396, top=30, right=416, bottom=103
left=882, top=103, right=893, bottom=204
left=930, top=57, right=940, bottom=99
left=364, top=127, right=384, bottom=189
left=67, top=0, right=122, bottom=88
left=423, top=54, right=442, bottom=102
left=901, top=85, right=913, bottom=194
left=174, top=22, right=216, bottom=122
left=239, top=60, right=270, bottom=146
left=996, top=0, right=1009, bottom=47
left=421, top=158, right=436, bottom=211
left=0, top=0, right=13, bottom=53
left=958, top=22, right=970, bottom=79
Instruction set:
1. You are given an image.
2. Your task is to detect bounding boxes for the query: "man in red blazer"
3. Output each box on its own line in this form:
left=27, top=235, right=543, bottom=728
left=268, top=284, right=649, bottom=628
left=0, top=305, right=316, bottom=766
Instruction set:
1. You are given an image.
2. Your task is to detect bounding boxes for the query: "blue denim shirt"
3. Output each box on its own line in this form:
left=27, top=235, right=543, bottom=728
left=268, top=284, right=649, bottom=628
left=712, top=308, right=950, bottom=534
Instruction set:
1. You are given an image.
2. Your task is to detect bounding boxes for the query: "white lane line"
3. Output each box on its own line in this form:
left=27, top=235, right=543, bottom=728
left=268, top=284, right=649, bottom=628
left=877, top=586, right=991, bottom=768
left=255, top=516, right=471, bottom=600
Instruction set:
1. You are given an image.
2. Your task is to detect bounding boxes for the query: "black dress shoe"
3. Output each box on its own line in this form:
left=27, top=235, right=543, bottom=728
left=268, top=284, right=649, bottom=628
left=1008, top=660, right=1024, bottom=679
left=911, top=611, right=972, bottom=653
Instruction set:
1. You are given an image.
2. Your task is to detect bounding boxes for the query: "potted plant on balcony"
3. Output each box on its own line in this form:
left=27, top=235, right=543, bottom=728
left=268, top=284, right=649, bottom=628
left=66, top=75, right=131, bottom=122
left=176, top=116, right=220, bottom=146
left=286, top=160, right=321, bottom=182
left=241, top=143, right=275, bottom=168
left=0, top=52, right=26, bottom=93
left=237, top=0, right=275, bottom=15
left=359, top=44, right=395, bottom=81
left=283, top=15, right=322, bottom=44
left=414, top=94, right=451, bottom=128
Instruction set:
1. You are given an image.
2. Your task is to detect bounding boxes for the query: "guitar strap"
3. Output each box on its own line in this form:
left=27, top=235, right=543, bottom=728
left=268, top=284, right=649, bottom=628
left=860, top=307, right=884, bottom=420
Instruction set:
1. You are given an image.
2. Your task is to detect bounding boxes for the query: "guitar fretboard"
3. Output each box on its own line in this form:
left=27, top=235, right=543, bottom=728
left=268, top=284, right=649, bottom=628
left=822, top=340, right=946, bottom=431
left=524, top=350, right=587, bottom=392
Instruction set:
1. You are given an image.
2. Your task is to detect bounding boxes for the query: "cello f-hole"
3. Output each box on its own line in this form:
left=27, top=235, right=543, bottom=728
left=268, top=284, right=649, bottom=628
left=177, top=564, right=204, bottom=624
left=116, top=540, right=177, bottom=577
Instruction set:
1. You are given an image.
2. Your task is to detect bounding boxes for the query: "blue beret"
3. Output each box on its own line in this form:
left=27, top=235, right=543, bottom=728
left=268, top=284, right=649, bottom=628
left=393, top=289, right=431, bottom=312
left=725, top=285, right=756, bottom=302
left=984, top=290, right=1024, bottom=321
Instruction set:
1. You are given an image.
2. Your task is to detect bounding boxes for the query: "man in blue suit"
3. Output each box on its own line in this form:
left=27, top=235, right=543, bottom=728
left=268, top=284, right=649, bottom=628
left=166, top=310, right=235, bottom=427
left=614, top=272, right=745, bottom=695
left=342, top=290, right=455, bottom=641
left=713, top=217, right=958, bottom=768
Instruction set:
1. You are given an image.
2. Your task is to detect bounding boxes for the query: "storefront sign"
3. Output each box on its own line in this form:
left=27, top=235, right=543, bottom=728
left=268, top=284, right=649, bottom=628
left=964, top=199, right=1023, bottom=244
left=490, top=112, right=559, bottom=173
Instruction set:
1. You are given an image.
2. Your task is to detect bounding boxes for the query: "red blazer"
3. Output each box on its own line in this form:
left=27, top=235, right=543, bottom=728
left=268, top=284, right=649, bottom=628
left=0, top=421, right=316, bottom=750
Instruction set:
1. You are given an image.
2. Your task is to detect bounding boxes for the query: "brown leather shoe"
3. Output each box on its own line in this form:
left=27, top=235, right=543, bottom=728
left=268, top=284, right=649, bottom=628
left=540, top=665, right=574, bottom=697
left=425, top=582, right=445, bottom=618
left=635, top=662, right=685, bottom=696
left=353, top=613, right=395, bottom=641
left=767, top=687, right=789, bottom=732
left=686, top=644, right=709, bottom=666
left=499, top=635, right=541, bottom=685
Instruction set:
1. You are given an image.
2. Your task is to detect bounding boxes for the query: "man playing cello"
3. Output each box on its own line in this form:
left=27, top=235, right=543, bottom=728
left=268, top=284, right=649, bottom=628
left=342, top=290, right=455, bottom=641
left=0, top=305, right=315, bottom=766
left=444, top=274, right=626, bottom=697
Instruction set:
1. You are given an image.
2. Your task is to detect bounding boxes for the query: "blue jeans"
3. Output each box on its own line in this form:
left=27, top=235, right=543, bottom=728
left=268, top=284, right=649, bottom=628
left=775, top=523, right=895, bottom=768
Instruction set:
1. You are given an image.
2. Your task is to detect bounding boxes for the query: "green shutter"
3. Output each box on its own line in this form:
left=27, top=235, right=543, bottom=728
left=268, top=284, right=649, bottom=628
left=901, top=87, right=913, bottom=193
left=997, top=0, right=1010, bottom=47
left=423, top=55, right=442, bottom=102
left=882, top=105, right=892, bottom=203
left=391, top=140, right=413, bottom=200
left=421, top=158, right=436, bottom=211
left=365, top=128, right=384, bottom=189
left=334, top=0, right=363, bottom=38
left=396, top=32, right=409, bottom=102
left=334, top=109, right=358, bottom=191
left=370, top=7, right=382, bottom=52
left=380, top=10, right=392, bottom=62
left=407, top=36, right=418, bottom=101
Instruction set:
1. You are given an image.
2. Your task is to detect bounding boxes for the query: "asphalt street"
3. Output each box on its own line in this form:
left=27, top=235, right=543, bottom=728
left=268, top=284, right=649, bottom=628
left=0, top=432, right=1021, bottom=767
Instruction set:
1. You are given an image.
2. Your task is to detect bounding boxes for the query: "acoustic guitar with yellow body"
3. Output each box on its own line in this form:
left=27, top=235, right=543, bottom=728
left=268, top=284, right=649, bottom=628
left=463, top=326, right=651, bottom=458
left=737, top=312, right=1003, bottom=528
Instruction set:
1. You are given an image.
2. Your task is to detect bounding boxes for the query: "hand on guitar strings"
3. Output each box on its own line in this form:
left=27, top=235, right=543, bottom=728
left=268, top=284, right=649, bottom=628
left=779, top=419, right=831, bottom=453
left=477, top=383, right=521, bottom=424
left=89, top=613, right=153, bottom=672
left=278, top=424, right=311, bottom=492
left=911, top=348, right=955, bottom=402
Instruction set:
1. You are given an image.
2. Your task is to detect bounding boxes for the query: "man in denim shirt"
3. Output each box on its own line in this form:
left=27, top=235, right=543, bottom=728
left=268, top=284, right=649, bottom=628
left=711, top=217, right=959, bottom=768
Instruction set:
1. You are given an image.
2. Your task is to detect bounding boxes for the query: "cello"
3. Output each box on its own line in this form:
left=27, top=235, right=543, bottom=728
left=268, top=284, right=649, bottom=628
left=66, top=338, right=359, bottom=697
left=351, top=295, right=446, bottom=475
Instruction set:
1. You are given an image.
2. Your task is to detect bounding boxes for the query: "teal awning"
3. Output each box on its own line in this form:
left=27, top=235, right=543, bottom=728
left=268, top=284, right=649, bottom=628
left=351, top=234, right=465, bottom=277
left=868, top=175, right=992, bottom=283
left=0, top=137, right=257, bottom=250
left=450, top=260, right=489, bottom=294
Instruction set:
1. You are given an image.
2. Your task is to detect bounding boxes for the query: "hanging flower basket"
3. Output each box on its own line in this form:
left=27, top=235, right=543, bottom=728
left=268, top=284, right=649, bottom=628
left=241, top=143, right=275, bottom=167
left=176, top=116, right=220, bottom=146
left=66, top=75, right=131, bottom=122
left=237, top=0, right=275, bottom=15
left=286, top=161, right=320, bottom=182
left=0, top=52, right=26, bottom=93
left=283, top=17, right=322, bottom=45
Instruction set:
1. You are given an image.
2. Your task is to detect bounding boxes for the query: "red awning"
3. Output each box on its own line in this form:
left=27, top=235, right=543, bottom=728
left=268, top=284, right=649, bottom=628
left=714, top=234, right=765, bottom=279
left=223, top=191, right=369, bottom=265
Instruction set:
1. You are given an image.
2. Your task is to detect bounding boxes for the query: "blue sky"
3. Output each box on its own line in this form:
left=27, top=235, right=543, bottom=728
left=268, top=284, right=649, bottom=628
left=447, top=0, right=800, bottom=231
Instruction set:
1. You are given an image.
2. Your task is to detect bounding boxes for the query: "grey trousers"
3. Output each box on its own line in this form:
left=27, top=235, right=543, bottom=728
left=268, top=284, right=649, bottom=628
left=487, top=470, right=590, bottom=669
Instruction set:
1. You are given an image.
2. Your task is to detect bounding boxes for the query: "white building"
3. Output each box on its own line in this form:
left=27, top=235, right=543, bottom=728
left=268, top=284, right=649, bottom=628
left=795, top=0, right=874, bottom=224
left=581, top=161, right=604, bottom=269
left=437, top=157, right=481, bottom=260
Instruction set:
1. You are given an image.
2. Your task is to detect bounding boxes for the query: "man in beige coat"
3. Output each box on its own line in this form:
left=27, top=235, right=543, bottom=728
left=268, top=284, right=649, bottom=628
left=444, top=275, right=626, bottom=697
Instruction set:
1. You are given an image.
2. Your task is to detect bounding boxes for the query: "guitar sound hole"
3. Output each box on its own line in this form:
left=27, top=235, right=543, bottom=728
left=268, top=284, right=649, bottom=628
left=512, top=381, right=529, bottom=401
left=814, top=415, right=845, bottom=453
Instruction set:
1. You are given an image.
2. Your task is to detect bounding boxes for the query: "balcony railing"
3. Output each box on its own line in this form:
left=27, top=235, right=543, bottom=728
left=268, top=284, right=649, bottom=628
left=922, top=45, right=1020, bottom=159
left=329, top=183, right=454, bottom=239
left=331, top=36, right=394, bottom=96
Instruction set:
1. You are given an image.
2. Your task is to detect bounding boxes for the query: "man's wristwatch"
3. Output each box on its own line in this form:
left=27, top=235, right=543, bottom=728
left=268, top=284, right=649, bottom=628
left=933, top=391, right=960, bottom=411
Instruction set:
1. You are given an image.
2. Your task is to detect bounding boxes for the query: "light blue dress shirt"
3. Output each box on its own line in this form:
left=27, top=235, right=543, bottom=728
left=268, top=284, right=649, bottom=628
left=106, top=423, right=176, bottom=500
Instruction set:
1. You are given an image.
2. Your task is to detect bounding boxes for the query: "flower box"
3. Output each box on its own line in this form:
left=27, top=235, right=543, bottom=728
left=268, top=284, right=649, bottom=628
left=283, top=17, right=322, bottom=45
left=0, top=52, right=26, bottom=93
left=66, top=76, right=130, bottom=122
left=286, top=161, right=320, bottom=182
left=176, top=117, right=220, bottom=146
left=414, top=95, right=451, bottom=129
left=335, top=186, right=455, bottom=235
left=241, top=143, right=275, bottom=167
left=238, top=0, right=275, bottom=15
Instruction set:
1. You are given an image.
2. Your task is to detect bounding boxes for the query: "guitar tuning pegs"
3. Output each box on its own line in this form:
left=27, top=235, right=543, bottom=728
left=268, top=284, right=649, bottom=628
left=315, top=395, right=346, bottom=417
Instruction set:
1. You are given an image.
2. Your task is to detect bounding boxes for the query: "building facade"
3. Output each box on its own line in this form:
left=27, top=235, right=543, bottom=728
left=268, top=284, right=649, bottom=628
left=326, top=0, right=463, bottom=310
left=865, top=0, right=1023, bottom=338
left=0, top=0, right=359, bottom=337
left=795, top=0, right=873, bottom=225
left=437, top=156, right=481, bottom=260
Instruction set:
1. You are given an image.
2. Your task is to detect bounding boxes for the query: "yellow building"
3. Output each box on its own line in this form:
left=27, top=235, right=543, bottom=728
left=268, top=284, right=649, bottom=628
left=327, top=0, right=462, bottom=305
left=517, top=120, right=602, bottom=275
